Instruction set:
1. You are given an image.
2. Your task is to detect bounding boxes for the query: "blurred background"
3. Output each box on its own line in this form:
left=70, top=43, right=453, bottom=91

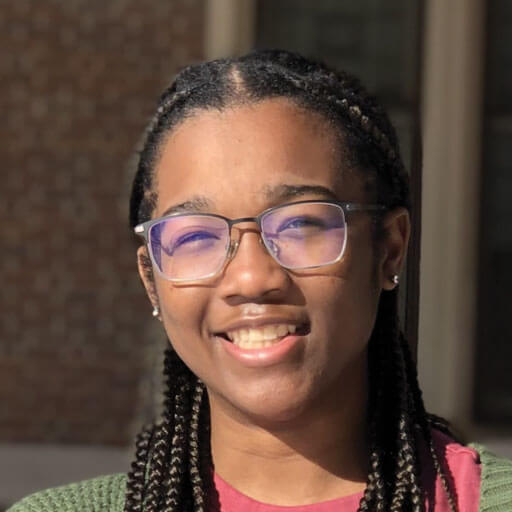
left=1, top=0, right=511, bottom=507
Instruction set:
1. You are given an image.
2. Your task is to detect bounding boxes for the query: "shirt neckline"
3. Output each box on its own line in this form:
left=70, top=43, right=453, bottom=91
left=213, top=472, right=365, bottom=511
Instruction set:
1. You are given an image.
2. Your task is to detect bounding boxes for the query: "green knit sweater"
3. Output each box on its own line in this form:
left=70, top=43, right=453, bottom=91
left=6, top=445, right=512, bottom=511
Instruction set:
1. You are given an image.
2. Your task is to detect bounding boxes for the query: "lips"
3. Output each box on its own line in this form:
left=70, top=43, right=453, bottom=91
left=212, top=318, right=310, bottom=365
left=214, top=319, right=308, bottom=342
left=225, top=324, right=297, bottom=348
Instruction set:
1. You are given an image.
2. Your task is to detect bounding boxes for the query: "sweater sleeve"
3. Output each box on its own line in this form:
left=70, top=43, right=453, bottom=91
left=470, top=444, right=512, bottom=512
left=5, top=473, right=127, bottom=512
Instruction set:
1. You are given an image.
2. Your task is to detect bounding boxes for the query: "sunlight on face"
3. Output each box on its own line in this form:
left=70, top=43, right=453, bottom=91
left=144, top=99, right=381, bottom=425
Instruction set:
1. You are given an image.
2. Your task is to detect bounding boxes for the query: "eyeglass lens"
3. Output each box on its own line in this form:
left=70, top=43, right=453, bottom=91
left=148, top=203, right=347, bottom=281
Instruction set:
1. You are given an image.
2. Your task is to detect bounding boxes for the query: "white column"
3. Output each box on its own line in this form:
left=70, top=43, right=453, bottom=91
left=418, top=0, right=486, bottom=430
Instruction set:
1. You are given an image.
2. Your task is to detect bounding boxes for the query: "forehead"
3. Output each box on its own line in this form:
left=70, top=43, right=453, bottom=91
left=153, top=99, right=362, bottom=217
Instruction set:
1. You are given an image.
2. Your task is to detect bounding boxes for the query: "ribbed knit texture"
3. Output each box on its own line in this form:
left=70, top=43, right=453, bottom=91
left=6, top=446, right=512, bottom=511
left=6, top=473, right=127, bottom=512
left=470, top=444, right=512, bottom=511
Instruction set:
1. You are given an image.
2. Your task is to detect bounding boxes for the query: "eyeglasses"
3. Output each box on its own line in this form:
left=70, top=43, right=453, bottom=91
left=134, top=200, right=386, bottom=282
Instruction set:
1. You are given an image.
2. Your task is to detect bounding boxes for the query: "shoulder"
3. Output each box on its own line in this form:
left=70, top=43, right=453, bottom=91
left=470, top=443, right=512, bottom=512
left=428, top=430, right=481, bottom=511
left=6, top=473, right=127, bottom=512
left=429, top=431, right=512, bottom=511
left=432, top=429, right=481, bottom=466
left=433, top=430, right=512, bottom=511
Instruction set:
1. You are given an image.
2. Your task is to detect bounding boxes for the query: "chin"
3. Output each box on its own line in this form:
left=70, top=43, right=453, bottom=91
left=236, top=400, right=310, bottom=428
left=221, top=378, right=319, bottom=427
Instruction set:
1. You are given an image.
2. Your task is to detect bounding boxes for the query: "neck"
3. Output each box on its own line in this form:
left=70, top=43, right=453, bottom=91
left=208, top=365, right=369, bottom=506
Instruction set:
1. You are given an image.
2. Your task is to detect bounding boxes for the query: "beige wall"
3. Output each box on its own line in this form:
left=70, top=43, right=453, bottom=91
left=205, top=0, right=256, bottom=59
left=419, top=0, right=486, bottom=433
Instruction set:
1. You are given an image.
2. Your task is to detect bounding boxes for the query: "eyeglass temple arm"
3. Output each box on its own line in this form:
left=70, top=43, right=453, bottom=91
left=343, top=203, right=387, bottom=212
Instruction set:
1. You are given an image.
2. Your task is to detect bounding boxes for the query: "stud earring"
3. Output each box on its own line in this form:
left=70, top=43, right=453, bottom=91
left=392, top=274, right=399, bottom=285
left=152, top=305, right=160, bottom=317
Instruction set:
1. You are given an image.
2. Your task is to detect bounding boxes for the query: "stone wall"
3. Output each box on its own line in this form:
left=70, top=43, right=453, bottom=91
left=0, top=0, right=205, bottom=446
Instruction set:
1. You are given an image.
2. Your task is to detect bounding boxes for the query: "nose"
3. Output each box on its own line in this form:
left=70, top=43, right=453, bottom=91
left=218, top=227, right=291, bottom=302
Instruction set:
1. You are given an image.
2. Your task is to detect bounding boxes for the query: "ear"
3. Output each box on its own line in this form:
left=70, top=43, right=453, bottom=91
left=137, top=245, right=159, bottom=312
left=377, top=207, right=411, bottom=290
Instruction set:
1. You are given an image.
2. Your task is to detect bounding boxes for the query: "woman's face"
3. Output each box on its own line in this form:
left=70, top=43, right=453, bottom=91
left=139, top=99, right=406, bottom=425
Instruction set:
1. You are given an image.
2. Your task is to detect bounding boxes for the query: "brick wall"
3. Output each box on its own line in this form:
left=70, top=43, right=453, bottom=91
left=0, top=0, right=205, bottom=446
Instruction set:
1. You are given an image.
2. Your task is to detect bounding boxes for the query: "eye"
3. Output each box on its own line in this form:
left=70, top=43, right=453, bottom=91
left=164, top=230, right=221, bottom=255
left=277, top=216, right=327, bottom=233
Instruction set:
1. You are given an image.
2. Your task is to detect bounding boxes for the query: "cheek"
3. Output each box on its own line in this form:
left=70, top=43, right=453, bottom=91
left=155, top=281, right=210, bottom=356
left=309, top=276, right=377, bottom=344
left=304, top=245, right=380, bottom=369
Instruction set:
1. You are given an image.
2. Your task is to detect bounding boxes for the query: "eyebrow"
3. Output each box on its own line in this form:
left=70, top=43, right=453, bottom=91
left=160, top=196, right=214, bottom=217
left=159, top=184, right=339, bottom=218
left=263, top=184, right=339, bottom=202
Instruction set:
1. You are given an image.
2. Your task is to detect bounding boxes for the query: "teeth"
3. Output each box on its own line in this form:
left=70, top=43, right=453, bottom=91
left=226, top=324, right=297, bottom=348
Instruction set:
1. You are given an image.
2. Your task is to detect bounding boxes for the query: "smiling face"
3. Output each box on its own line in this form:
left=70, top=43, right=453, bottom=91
left=138, top=99, right=399, bottom=426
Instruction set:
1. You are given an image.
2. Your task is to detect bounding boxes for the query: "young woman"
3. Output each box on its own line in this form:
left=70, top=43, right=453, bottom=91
left=9, top=50, right=512, bottom=512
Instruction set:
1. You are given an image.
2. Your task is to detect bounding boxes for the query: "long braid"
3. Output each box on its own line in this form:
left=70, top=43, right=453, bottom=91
left=124, top=423, right=154, bottom=511
left=359, top=290, right=427, bottom=512
left=389, top=320, right=423, bottom=511
left=124, top=349, right=176, bottom=512
left=198, top=397, right=219, bottom=512
left=126, top=49, right=458, bottom=511
left=379, top=292, right=421, bottom=511
left=162, top=351, right=192, bottom=512
left=188, top=380, right=208, bottom=511
left=400, top=334, right=459, bottom=512
left=143, top=349, right=184, bottom=512
left=358, top=292, right=391, bottom=511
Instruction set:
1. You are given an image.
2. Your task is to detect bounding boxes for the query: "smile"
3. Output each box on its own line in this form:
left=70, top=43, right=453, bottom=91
left=226, top=324, right=297, bottom=348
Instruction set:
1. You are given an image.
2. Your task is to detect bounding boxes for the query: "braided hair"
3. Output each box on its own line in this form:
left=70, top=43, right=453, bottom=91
left=125, top=49, right=457, bottom=512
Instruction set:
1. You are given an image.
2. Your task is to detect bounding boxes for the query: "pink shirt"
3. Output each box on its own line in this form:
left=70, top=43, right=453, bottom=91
left=213, top=430, right=481, bottom=511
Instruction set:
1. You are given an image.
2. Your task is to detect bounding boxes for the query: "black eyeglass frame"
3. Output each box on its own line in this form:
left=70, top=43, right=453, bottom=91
left=134, top=199, right=387, bottom=282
